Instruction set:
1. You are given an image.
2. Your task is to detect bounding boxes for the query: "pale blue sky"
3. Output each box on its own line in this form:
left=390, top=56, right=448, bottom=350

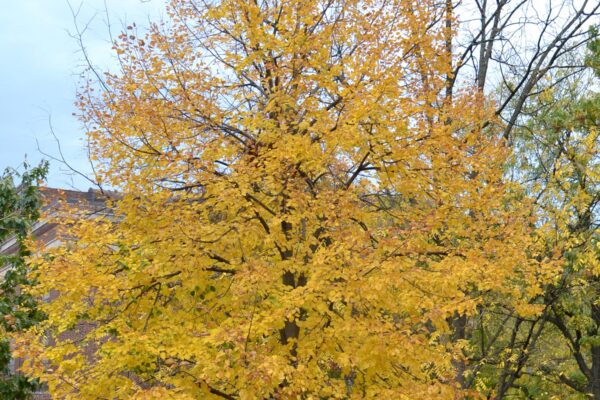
left=0, top=0, right=162, bottom=188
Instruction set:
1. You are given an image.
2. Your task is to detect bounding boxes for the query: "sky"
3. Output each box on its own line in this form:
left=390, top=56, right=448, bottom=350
left=1, top=0, right=591, bottom=190
left=0, top=0, right=163, bottom=189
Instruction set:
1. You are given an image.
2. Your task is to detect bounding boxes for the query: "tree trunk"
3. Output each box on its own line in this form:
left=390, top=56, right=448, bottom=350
left=589, top=302, right=600, bottom=398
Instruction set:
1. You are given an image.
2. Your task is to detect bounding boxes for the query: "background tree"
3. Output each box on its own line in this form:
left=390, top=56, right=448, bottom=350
left=440, top=1, right=600, bottom=397
left=0, top=161, right=48, bottom=399
left=450, top=29, right=600, bottom=399
left=497, top=37, right=600, bottom=399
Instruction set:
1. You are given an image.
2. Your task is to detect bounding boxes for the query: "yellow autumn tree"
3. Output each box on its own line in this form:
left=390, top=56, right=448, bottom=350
left=17, top=0, right=556, bottom=398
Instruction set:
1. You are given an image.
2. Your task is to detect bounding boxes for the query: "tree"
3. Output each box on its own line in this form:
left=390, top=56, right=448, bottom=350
left=477, top=35, right=600, bottom=399
left=0, top=161, right=48, bottom=399
left=441, top=1, right=600, bottom=396
left=460, top=75, right=599, bottom=397
left=17, top=0, right=550, bottom=398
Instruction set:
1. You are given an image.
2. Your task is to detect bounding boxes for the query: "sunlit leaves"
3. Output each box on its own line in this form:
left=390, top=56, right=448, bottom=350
left=17, top=1, right=549, bottom=399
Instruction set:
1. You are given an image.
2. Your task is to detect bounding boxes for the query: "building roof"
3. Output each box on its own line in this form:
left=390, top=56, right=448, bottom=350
left=0, top=187, right=112, bottom=257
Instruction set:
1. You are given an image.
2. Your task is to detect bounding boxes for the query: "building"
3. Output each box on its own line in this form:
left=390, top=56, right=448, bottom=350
left=0, top=187, right=110, bottom=400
